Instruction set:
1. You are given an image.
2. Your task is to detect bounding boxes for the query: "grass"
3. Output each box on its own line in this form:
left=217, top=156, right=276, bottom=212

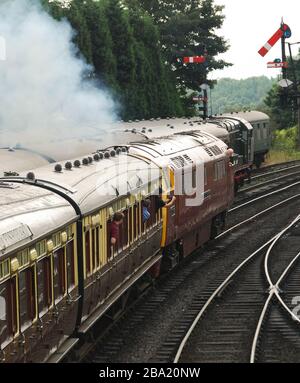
left=265, top=126, right=300, bottom=165
left=265, top=149, right=300, bottom=165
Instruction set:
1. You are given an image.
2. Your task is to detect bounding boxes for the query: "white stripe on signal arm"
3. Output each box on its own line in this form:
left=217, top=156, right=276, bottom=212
left=264, top=42, right=272, bottom=51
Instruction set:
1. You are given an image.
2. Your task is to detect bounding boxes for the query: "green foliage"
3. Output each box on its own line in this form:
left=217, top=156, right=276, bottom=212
left=138, top=0, right=230, bottom=93
left=273, top=126, right=298, bottom=150
left=79, top=0, right=117, bottom=87
left=42, top=0, right=228, bottom=120
left=43, top=0, right=184, bottom=120
left=264, top=50, right=300, bottom=129
left=210, top=76, right=275, bottom=115
left=264, top=84, right=295, bottom=129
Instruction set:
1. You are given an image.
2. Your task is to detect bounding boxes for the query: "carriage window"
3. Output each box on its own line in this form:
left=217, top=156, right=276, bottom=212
left=121, top=210, right=129, bottom=248
left=85, top=231, right=91, bottom=277
left=53, top=249, right=66, bottom=301
left=256, top=127, right=261, bottom=140
left=0, top=279, right=17, bottom=345
left=92, top=228, right=100, bottom=271
left=66, top=241, right=75, bottom=289
left=0, top=283, right=8, bottom=345
left=36, top=240, right=46, bottom=258
left=0, top=260, right=9, bottom=280
left=19, top=267, right=36, bottom=328
left=107, top=220, right=112, bottom=260
left=117, top=219, right=124, bottom=253
left=147, top=195, right=158, bottom=228
left=133, top=204, right=141, bottom=239
left=17, top=249, right=29, bottom=268
left=37, top=257, right=52, bottom=313
left=52, top=232, right=61, bottom=249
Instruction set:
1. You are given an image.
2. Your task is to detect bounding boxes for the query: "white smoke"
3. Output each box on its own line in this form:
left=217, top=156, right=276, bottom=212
left=0, top=0, right=118, bottom=156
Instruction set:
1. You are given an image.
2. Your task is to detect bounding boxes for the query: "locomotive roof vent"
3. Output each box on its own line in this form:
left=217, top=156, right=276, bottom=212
left=55, top=164, right=62, bottom=173
left=65, top=162, right=72, bottom=170
left=74, top=160, right=81, bottom=168
left=82, top=158, right=89, bottom=166
left=26, top=172, right=35, bottom=181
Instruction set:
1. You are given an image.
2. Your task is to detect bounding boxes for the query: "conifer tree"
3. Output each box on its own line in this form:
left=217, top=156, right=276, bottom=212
left=138, top=0, right=230, bottom=92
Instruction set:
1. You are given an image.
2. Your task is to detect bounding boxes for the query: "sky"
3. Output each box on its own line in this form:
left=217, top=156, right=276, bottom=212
left=212, top=0, right=300, bottom=80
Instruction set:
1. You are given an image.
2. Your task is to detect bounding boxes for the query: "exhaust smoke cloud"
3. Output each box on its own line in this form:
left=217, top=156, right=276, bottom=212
left=0, top=0, right=118, bottom=159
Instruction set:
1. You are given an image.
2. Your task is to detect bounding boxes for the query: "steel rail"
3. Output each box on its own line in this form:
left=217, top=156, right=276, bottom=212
left=241, top=169, right=300, bottom=194
left=174, top=198, right=300, bottom=363
left=250, top=216, right=300, bottom=363
left=251, top=163, right=300, bottom=180
left=231, top=180, right=300, bottom=213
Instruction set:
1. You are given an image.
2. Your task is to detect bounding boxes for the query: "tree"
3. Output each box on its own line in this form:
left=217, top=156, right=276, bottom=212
left=264, top=50, right=300, bottom=129
left=79, top=0, right=118, bottom=88
left=126, top=1, right=183, bottom=118
left=264, top=84, right=295, bottom=129
left=137, top=0, right=231, bottom=93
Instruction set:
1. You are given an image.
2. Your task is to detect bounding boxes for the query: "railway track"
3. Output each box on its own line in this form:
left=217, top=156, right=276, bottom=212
left=175, top=215, right=300, bottom=363
left=74, top=180, right=300, bottom=363
left=237, top=160, right=300, bottom=204
left=253, top=160, right=300, bottom=176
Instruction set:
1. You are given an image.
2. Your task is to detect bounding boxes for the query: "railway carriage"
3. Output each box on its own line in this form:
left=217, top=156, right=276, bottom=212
left=226, top=111, right=271, bottom=168
left=0, top=129, right=234, bottom=363
left=0, top=148, right=52, bottom=177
